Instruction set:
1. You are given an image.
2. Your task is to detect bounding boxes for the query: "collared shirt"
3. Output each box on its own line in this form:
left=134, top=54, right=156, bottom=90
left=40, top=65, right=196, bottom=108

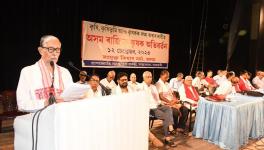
left=252, top=76, right=264, bottom=89
left=128, top=81, right=140, bottom=92
left=214, top=80, right=232, bottom=95
left=100, top=78, right=117, bottom=91
left=139, top=82, right=161, bottom=109
left=169, top=78, right=183, bottom=92
left=192, top=77, right=203, bottom=89
left=155, top=79, right=174, bottom=101
left=85, top=87, right=102, bottom=99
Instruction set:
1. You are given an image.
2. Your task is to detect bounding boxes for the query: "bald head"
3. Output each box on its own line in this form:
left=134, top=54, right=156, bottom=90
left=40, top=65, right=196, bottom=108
left=106, top=70, right=116, bottom=82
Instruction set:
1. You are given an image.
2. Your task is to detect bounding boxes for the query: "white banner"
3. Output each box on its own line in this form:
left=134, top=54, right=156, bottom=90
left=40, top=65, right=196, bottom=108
left=81, top=20, right=170, bottom=68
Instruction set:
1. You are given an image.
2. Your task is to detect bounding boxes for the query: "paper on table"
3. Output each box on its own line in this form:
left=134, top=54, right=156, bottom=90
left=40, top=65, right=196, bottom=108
left=61, top=83, right=90, bottom=101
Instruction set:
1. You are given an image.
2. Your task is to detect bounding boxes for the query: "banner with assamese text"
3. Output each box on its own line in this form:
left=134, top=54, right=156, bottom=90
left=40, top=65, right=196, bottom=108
left=81, top=20, right=170, bottom=68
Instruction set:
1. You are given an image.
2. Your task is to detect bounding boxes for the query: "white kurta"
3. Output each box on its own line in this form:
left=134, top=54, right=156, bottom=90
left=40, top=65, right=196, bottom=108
left=16, top=62, right=73, bottom=112
left=214, top=80, right=232, bottom=95
left=112, top=85, right=133, bottom=95
left=138, top=82, right=161, bottom=109
left=100, top=78, right=117, bottom=91
left=252, top=76, right=264, bottom=89
left=128, top=81, right=140, bottom=92
left=178, top=85, right=199, bottom=104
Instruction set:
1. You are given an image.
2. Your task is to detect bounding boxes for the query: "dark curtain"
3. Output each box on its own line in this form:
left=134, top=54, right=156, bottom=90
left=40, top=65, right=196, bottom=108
left=226, top=0, right=247, bottom=70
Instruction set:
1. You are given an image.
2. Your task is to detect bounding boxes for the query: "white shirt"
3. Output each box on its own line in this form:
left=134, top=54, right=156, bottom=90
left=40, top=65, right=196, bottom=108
left=178, top=85, right=199, bottom=104
left=213, top=75, right=227, bottom=85
left=252, top=76, right=264, bottom=89
left=155, top=79, right=174, bottom=101
left=85, top=87, right=102, bottom=98
left=139, top=82, right=161, bottom=109
left=192, top=77, right=203, bottom=89
left=16, top=62, right=73, bottom=112
left=112, top=85, right=133, bottom=95
left=214, top=80, right=232, bottom=95
left=128, top=81, right=140, bottom=92
left=100, top=78, right=117, bottom=91
left=169, top=78, right=183, bottom=92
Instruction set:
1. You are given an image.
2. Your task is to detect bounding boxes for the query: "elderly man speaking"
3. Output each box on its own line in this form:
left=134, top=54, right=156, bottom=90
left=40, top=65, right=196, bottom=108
left=16, top=35, right=73, bottom=112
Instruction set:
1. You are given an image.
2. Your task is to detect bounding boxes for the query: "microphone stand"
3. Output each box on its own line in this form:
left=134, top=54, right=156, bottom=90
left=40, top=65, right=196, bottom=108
left=68, top=61, right=112, bottom=95
left=49, top=61, right=56, bottom=104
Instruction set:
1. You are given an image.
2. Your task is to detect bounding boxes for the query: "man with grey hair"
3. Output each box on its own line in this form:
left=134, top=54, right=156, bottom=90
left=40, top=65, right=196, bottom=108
left=140, top=71, right=177, bottom=147
left=16, top=35, right=73, bottom=112
left=179, top=75, right=200, bottom=106
left=100, top=70, right=117, bottom=92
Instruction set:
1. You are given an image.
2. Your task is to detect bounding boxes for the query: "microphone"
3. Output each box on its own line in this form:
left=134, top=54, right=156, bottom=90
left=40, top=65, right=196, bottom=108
left=68, top=61, right=112, bottom=95
left=50, top=61, right=55, bottom=88
left=49, top=61, right=56, bottom=105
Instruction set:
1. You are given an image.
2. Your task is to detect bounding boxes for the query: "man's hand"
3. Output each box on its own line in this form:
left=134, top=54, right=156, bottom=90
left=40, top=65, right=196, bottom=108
left=44, top=99, right=49, bottom=106
left=55, top=96, right=64, bottom=103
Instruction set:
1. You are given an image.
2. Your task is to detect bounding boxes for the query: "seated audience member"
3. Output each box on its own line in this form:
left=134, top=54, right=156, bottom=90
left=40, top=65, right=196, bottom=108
left=112, top=72, right=133, bottom=94
left=169, top=72, right=184, bottom=99
left=238, top=70, right=255, bottom=91
left=213, top=72, right=235, bottom=97
left=16, top=35, right=73, bottom=112
left=178, top=76, right=200, bottom=107
left=192, top=71, right=205, bottom=92
left=76, top=71, right=88, bottom=84
left=252, top=71, right=264, bottom=89
left=128, top=73, right=140, bottom=91
left=204, top=70, right=218, bottom=94
left=114, top=72, right=164, bottom=147
left=140, top=71, right=176, bottom=147
left=85, top=74, right=104, bottom=98
left=213, top=70, right=227, bottom=85
left=156, top=70, right=189, bottom=134
left=100, top=70, right=117, bottom=92
left=231, top=76, right=241, bottom=93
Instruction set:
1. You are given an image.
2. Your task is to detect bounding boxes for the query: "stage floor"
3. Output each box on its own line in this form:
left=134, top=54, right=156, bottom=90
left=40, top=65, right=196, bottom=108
left=1, top=119, right=264, bottom=150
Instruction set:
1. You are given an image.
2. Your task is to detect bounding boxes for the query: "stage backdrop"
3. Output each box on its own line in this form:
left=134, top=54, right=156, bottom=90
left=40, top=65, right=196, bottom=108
left=81, top=21, right=170, bottom=68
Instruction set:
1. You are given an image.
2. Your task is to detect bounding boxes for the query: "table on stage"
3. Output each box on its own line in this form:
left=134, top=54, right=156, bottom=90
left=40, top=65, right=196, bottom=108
left=13, top=91, right=149, bottom=150
left=192, top=94, right=264, bottom=150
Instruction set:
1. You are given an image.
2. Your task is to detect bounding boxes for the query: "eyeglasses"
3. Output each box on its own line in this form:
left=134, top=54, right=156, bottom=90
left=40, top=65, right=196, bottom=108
left=41, top=46, right=61, bottom=53
left=90, top=79, right=99, bottom=82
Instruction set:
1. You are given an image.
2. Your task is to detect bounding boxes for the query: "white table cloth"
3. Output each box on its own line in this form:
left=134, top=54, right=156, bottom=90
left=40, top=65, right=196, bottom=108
left=14, top=91, right=149, bottom=150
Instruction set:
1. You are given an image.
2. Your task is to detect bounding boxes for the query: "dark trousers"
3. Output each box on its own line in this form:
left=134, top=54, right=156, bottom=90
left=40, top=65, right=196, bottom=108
left=151, top=105, right=174, bottom=137
left=172, top=106, right=189, bottom=129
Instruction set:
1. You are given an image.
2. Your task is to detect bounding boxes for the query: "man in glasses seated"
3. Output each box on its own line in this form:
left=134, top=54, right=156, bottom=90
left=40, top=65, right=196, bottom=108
left=16, top=35, right=73, bottom=112
left=85, top=74, right=106, bottom=98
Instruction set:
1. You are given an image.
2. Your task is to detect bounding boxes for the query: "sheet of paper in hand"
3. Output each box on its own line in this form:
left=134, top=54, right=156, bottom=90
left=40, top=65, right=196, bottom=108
left=60, top=83, right=90, bottom=101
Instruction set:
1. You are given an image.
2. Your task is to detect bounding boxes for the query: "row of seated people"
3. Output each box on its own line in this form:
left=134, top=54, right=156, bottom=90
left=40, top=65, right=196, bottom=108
left=76, top=69, right=263, bottom=147
left=77, top=70, right=201, bottom=147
